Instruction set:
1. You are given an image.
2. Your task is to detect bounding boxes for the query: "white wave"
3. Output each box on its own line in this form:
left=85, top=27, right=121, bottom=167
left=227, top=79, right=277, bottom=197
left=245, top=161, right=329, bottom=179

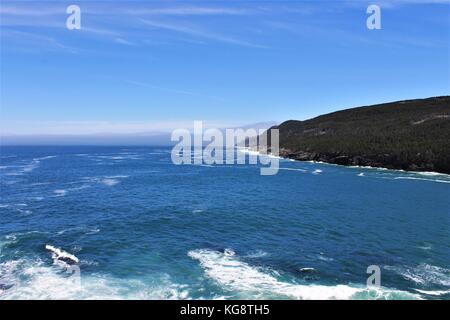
left=385, top=264, right=450, bottom=287
left=101, top=178, right=119, bottom=186
left=4, top=172, right=23, bottom=176
left=0, top=259, right=190, bottom=300
left=416, top=245, right=432, bottom=251
left=79, top=259, right=99, bottom=267
left=237, top=148, right=281, bottom=159
left=188, top=249, right=419, bottom=300
left=105, top=175, right=129, bottom=179
left=96, top=155, right=141, bottom=161
left=85, top=228, right=100, bottom=235
left=348, top=165, right=393, bottom=171
left=1, top=203, right=32, bottom=214
left=6, top=156, right=56, bottom=176
left=413, top=289, right=450, bottom=296
left=30, top=182, right=51, bottom=186
left=4, top=231, right=46, bottom=241
left=278, top=168, right=307, bottom=173
left=237, top=148, right=259, bottom=156
left=22, top=163, right=39, bottom=173
left=1, top=164, right=27, bottom=175
left=17, top=208, right=32, bottom=215
left=80, top=175, right=127, bottom=187
left=45, top=245, right=79, bottom=264
left=317, top=253, right=334, bottom=262
left=415, top=171, right=450, bottom=177
left=97, top=155, right=127, bottom=160
left=307, top=160, right=327, bottom=164
left=223, top=248, right=236, bottom=257
left=0, top=260, right=21, bottom=293
left=299, top=268, right=316, bottom=272
left=312, top=169, right=322, bottom=174
left=57, top=226, right=100, bottom=236
left=357, top=173, right=365, bottom=177
left=5, top=172, right=24, bottom=176
left=393, top=177, right=450, bottom=184
left=192, top=209, right=204, bottom=214
left=245, top=250, right=269, bottom=258
left=34, top=156, right=57, bottom=161
left=53, top=189, right=67, bottom=197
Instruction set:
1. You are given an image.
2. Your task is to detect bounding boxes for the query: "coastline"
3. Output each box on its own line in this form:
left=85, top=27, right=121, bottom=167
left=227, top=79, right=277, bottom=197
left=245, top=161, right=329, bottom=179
left=280, top=150, right=450, bottom=175
left=241, top=147, right=450, bottom=177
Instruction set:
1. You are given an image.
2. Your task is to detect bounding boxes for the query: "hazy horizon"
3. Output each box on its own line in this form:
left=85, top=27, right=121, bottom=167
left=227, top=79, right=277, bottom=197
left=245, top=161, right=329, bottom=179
left=2, top=94, right=449, bottom=144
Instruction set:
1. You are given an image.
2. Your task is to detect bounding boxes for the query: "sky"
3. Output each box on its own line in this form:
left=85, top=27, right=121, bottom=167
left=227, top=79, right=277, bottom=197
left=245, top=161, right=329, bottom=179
left=0, top=0, right=449, bottom=135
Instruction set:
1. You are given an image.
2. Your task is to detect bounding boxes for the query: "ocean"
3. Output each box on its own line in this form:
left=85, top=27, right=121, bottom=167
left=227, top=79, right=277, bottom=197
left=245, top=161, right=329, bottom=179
left=0, top=146, right=449, bottom=300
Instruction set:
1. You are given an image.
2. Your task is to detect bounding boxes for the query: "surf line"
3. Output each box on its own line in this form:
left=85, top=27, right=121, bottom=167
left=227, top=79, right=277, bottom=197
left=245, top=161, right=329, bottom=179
left=171, top=120, right=280, bottom=175
left=180, top=304, right=215, bottom=318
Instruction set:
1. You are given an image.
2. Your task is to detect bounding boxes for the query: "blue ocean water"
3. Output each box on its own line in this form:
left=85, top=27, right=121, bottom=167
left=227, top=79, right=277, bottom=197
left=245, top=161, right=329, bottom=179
left=0, top=146, right=449, bottom=300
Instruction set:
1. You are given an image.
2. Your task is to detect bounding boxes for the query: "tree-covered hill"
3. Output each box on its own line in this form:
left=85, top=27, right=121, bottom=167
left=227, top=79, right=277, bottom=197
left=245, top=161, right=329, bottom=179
left=268, top=96, right=450, bottom=173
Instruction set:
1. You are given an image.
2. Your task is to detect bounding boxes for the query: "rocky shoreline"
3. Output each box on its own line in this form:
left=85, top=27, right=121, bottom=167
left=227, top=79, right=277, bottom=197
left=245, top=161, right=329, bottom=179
left=279, top=149, right=449, bottom=174
left=263, top=96, right=450, bottom=175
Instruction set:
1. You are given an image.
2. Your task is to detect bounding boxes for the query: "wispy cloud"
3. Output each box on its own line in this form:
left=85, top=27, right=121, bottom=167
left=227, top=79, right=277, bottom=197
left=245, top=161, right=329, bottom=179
left=0, top=3, right=261, bottom=49
left=343, top=0, right=450, bottom=9
left=1, top=1, right=446, bottom=52
left=0, top=3, right=249, bottom=17
left=140, top=19, right=267, bottom=48
left=114, top=37, right=135, bottom=46
left=123, top=6, right=248, bottom=16
left=0, top=4, right=63, bottom=16
left=0, top=8, right=133, bottom=48
left=1, top=28, right=78, bottom=53
left=265, top=16, right=447, bottom=49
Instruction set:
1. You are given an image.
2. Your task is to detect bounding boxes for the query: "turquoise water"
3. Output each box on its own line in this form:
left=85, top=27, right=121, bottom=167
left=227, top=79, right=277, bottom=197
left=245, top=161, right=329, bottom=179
left=0, top=146, right=449, bottom=300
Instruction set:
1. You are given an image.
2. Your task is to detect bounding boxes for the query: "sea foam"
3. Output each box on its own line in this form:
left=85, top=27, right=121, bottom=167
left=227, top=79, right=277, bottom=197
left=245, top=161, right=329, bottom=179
left=188, top=249, right=420, bottom=300
left=0, top=259, right=189, bottom=300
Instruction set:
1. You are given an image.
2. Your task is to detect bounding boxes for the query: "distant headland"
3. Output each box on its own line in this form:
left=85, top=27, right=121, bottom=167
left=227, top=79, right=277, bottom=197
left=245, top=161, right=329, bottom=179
left=266, top=96, right=450, bottom=174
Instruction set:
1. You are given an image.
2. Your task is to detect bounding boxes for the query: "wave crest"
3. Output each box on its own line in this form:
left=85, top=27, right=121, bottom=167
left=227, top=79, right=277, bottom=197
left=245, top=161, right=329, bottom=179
left=188, top=249, right=421, bottom=300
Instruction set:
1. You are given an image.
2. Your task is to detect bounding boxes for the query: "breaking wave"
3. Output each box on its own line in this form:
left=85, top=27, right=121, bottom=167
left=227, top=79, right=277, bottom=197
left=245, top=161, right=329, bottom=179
left=1, top=156, right=57, bottom=176
left=45, top=245, right=79, bottom=264
left=0, top=259, right=189, bottom=300
left=53, top=189, right=67, bottom=197
left=385, top=264, right=450, bottom=287
left=278, top=168, right=307, bottom=173
left=188, top=249, right=420, bottom=300
left=393, top=177, right=450, bottom=184
left=414, top=289, right=450, bottom=296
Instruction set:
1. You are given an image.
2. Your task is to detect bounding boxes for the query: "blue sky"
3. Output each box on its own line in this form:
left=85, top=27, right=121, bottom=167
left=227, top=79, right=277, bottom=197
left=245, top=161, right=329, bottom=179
left=1, top=0, right=449, bottom=135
